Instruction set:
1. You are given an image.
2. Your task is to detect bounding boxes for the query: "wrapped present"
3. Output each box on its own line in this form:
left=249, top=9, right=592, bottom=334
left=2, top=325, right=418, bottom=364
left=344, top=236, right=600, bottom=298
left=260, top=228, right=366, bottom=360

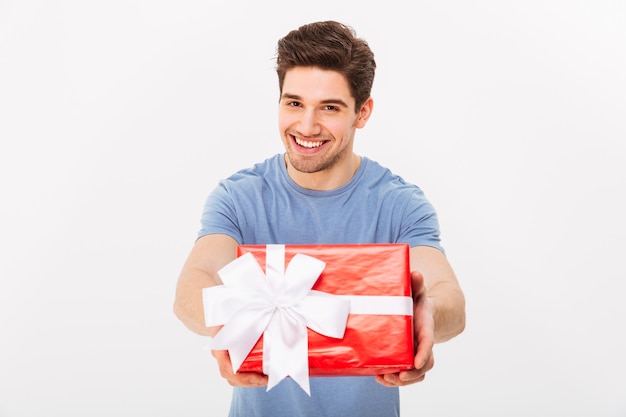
left=203, top=244, right=414, bottom=395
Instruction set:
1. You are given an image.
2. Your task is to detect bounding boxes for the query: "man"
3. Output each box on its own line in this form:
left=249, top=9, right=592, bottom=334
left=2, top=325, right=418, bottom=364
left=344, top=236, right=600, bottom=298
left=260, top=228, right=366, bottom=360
left=174, top=20, right=465, bottom=417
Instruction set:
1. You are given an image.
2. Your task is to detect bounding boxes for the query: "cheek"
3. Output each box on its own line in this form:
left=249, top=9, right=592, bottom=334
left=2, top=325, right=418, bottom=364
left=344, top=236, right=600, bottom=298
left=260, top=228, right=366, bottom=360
left=326, top=119, right=354, bottom=137
left=278, top=112, right=295, bottom=132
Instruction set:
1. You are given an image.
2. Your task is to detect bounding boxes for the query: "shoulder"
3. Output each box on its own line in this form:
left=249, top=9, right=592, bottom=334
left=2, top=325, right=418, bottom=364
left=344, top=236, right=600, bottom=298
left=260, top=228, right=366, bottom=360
left=360, top=157, right=425, bottom=195
left=221, top=154, right=284, bottom=186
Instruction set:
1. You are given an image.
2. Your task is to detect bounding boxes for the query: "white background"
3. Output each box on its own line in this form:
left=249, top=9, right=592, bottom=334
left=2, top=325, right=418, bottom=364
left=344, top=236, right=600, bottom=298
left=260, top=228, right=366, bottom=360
left=1, top=1, right=625, bottom=416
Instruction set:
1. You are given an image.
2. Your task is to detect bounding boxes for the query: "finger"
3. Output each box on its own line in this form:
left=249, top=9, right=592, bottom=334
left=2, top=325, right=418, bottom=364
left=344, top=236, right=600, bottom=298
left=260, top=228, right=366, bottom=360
left=211, top=350, right=234, bottom=378
left=398, top=369, right=426, bottom=385
left=375, top=373, right=399, bottom=387
left=211, top=350, right=268, bottom=387
left=376, top=370, right=426, bottom=387
left=410, top=270, right=425, bottom=300
left=231, top=371, right=269, bottom=387
left=412, top=296, right=435, bottom=369
left=412, top=352, right=435, bottom=379
left=414, top=335, right=434, bottom=370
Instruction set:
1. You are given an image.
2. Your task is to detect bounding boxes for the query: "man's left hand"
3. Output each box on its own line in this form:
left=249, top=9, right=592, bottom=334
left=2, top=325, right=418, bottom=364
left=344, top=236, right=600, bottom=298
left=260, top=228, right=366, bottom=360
left=376, top=270, right=435, bottom=387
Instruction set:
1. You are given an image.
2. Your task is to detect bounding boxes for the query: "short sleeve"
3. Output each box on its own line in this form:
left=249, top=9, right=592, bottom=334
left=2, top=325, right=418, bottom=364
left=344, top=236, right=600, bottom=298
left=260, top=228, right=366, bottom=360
left=197, top=181, right=243, bottom=243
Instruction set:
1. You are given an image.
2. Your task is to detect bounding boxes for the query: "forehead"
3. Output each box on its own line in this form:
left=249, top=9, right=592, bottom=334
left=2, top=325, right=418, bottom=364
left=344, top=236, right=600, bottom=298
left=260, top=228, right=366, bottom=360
left=282, top=67, right=355, bottom=107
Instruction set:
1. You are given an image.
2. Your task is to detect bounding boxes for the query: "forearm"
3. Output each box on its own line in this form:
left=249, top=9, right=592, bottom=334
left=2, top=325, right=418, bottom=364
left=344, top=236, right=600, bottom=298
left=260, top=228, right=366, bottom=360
left=410, top=245, right=466, bottom=343
left=427, top=280, right=466, bottom=343
left=173, top=234, right=239, bottom=336
left=173, top=268, right=220, bottom=336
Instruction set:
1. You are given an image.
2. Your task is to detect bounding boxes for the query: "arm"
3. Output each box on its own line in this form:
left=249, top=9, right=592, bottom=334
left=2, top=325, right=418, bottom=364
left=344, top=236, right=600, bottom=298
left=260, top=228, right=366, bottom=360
left=173, top=233, right=239, bottom=336
left=173, top=233, right=269, bottom=387
left=377, top=245, right=465, bottom=387
left=412, top=245, right=465, bottom=343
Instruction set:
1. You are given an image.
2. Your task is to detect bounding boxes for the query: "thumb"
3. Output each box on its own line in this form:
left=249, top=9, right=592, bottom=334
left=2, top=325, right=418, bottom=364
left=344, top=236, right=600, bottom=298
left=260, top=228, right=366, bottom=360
left=410, top=270, right=425, bottom=301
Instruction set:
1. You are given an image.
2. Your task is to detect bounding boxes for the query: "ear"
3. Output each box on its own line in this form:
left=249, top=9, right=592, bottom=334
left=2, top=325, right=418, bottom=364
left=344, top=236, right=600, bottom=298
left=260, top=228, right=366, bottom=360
left=355, top=97, right=374, bottom=128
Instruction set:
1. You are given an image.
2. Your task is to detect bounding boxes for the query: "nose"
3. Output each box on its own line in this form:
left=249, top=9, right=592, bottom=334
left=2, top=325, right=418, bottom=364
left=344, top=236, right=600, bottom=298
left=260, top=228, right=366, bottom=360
left=296, top=109, right=322, bottom=137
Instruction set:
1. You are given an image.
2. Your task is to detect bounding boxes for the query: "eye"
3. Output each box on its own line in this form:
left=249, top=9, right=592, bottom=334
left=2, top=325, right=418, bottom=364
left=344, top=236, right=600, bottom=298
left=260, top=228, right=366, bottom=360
left=288, top=101, right=302, bottom=107
left=323, top=105, right=339, bottom=111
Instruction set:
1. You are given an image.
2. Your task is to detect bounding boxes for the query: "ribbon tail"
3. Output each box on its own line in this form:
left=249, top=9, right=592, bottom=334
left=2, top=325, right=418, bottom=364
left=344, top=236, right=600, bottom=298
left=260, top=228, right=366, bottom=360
left=265, top=311, right=311, bottom=395
left=284, top=324, right=311, bottom=396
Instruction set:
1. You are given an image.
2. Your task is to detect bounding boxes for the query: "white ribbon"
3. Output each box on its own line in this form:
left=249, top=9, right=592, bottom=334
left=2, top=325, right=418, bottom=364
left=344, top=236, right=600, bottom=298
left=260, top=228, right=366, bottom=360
left=202, top=244, right=351, bottom=395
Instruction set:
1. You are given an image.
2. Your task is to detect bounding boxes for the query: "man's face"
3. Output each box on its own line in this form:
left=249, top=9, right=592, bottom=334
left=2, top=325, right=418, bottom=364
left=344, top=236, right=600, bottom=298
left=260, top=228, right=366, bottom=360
left=278, top=67, right=368, bottom=176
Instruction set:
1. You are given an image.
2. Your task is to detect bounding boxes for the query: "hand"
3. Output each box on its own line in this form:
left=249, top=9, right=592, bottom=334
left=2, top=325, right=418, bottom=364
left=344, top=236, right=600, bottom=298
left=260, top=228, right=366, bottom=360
left=211, top=350, right=268, bottom=387
left=376, top=270, right=435, bottom=387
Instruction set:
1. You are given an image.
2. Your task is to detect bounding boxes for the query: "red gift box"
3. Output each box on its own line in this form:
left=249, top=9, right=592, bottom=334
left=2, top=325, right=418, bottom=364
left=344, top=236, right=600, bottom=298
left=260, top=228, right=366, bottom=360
left=235, top=243, right=415, bottom=376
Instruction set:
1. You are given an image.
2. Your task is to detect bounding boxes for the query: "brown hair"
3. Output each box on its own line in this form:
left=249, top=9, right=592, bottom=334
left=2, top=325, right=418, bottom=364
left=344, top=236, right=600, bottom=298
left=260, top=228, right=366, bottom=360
left=275, top=21, right=376, bottom=112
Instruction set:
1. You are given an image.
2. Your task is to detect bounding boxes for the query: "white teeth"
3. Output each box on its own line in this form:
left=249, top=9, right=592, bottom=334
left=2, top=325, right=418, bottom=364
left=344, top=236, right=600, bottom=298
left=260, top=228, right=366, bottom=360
left=295, top=138, right=323, bottom=148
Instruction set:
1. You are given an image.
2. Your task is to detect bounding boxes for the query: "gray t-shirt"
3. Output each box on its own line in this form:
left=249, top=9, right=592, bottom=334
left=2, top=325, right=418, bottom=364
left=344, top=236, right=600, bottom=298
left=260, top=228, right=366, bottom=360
left=198, top=153, right=443, bottom=417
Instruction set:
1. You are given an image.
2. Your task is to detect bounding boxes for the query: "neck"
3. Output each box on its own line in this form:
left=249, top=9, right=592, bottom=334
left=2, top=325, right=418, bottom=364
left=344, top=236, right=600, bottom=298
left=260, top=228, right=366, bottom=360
left=286, top=153, right=361, bottom=191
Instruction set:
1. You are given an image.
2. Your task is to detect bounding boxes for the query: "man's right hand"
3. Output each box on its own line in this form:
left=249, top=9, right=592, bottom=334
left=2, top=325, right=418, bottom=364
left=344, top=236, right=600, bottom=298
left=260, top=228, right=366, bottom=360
left=211, top=350, right=269, bottom=387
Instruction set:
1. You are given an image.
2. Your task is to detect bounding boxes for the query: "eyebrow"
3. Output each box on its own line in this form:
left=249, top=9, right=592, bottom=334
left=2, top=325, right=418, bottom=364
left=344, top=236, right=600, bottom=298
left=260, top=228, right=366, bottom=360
left=281, top=93, right=350, bottom=108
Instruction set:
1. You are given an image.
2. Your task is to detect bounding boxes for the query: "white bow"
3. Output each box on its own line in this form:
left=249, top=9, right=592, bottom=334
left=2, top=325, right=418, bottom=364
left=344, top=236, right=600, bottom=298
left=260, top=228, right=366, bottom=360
left=202, top=245, right=351, bottom=395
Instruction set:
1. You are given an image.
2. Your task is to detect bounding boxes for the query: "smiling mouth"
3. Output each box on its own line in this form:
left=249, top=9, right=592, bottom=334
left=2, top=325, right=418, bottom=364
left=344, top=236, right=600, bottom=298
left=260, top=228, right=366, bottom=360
left=294, top=136, right=326, bottom=149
